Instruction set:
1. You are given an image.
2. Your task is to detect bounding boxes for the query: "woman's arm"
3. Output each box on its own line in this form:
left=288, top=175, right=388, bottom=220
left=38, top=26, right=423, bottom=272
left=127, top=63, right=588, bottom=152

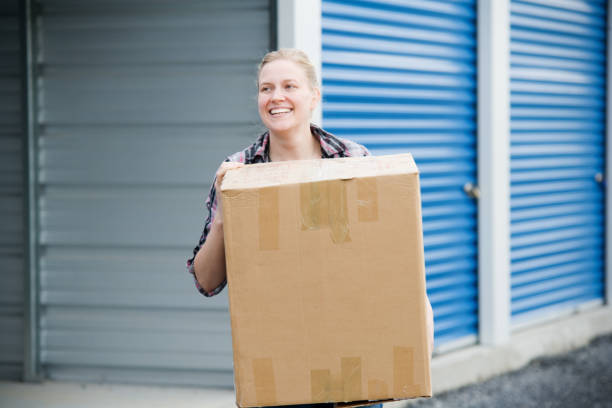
left=192, top=219, right=227, bottom=293
left=191, top=161, right=244, bottom=294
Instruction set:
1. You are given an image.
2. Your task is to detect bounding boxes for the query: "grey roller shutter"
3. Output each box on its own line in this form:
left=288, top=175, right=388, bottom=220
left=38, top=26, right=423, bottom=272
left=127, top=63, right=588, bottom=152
left=0, top=0, right=25, bottom=381
left=321, top=0, right=479, bottom=349
left=34, top=0, right=270, bottom=386
left=510, top=0, right=606, bottom=326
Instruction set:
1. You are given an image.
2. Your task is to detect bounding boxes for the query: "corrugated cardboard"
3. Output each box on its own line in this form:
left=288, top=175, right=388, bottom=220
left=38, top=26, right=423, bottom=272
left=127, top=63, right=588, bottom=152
left=221, top=153, right=432, bottom=407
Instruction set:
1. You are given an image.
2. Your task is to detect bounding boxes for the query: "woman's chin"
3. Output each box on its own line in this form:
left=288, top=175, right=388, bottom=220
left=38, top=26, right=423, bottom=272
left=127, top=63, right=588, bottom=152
left=265, top=121, right=296, bottom=135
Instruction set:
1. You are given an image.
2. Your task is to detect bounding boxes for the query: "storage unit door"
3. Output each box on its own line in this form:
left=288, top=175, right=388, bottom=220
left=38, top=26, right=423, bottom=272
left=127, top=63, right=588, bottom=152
left=34, top=0, right=270, bottom=386
left=322, top=0, right=478, bottom=348
left=510, top=1, right=606, bottom=327
left=0, top=0, right=25, bottom=381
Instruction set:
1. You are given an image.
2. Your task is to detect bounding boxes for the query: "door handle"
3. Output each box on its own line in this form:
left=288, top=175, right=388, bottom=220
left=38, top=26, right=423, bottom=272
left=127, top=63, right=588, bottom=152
left=463, top=182, right=480, bottom=200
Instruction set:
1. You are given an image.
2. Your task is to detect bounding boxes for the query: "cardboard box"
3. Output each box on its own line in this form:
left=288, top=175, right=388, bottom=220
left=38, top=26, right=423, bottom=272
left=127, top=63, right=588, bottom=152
left=221, top=153, right=432, bottom=407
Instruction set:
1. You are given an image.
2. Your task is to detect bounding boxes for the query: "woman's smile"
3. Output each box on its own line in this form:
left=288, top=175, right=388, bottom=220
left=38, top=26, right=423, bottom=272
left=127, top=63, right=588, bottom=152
left=269, top=107, right=293, bottom=116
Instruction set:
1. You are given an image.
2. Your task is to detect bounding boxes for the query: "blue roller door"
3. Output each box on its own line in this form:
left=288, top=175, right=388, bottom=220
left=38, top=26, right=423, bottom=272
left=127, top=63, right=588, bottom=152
left=322, top=0, right=478, bottom=347
left=510, top=0, right=606, bottom=325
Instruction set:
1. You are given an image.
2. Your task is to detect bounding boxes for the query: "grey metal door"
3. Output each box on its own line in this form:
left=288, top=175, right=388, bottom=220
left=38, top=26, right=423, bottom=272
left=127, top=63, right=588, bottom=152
left=34, top=0, right=271, bottom=386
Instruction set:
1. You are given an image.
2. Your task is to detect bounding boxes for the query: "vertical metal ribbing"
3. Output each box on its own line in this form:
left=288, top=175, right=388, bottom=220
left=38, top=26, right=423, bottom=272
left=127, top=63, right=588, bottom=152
left=21, top=0, right=41, bottom=381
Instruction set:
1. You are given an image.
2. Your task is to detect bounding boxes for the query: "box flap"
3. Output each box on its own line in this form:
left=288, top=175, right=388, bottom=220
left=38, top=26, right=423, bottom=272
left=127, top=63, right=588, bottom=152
left=221, top=153, right=418, bottom=191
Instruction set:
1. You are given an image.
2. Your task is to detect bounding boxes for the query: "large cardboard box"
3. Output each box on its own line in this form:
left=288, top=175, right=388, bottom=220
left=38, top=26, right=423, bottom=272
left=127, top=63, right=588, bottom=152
left=221, top=153, right=432, bottom=407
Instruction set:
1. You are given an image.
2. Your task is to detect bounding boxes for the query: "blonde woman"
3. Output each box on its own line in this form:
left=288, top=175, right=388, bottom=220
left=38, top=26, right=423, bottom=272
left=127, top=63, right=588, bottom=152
left=188, top=48, right=370, bottom=300
left=187, top=49, right=431, bottom=408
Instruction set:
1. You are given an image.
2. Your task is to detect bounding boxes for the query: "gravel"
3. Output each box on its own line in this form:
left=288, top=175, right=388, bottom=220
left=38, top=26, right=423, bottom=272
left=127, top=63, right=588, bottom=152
left=407, top=334, right=612, bottom=408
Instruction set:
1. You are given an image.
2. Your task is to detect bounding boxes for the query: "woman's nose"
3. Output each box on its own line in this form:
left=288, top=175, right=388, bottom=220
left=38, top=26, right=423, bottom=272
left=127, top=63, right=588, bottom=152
left=270, top=88, right=286, bottom=101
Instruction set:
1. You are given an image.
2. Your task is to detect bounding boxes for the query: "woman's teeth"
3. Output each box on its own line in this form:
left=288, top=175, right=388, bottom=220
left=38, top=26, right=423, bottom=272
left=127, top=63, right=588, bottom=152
left=270, top=108, right=291, bottom=115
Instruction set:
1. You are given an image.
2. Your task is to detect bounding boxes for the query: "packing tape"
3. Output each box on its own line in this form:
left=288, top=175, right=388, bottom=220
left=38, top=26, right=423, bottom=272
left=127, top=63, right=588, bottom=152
left=367, top=379, right=388, bottom=401
left=356, top=178, right=379, bottom=222
left=328, top=180, right=351, bottom=244
left=253, top=358, right=277, bottom=406
left=300, top=181, right=329, bottom=231
left=341, top=357, right=363, bottom=401
left=393, top=346, right=418, bottom=397
left=258, top=187, right=279, bottom=250
left=310, top=369, right=332, bottom=403
left=300, top=180, right=351, bottom=244
left=310, top=356, right=363, bottom=403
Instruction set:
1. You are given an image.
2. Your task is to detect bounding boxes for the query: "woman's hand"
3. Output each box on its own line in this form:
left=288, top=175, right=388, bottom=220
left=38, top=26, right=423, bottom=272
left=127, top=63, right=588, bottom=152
left=213, top=161, right=244, bottom=222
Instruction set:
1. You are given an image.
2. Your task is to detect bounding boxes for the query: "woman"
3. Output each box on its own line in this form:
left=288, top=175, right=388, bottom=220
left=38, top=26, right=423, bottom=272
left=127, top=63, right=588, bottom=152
left=187, top=49, right=430, bottom=408
left=187, top=48, right=371, bottom=297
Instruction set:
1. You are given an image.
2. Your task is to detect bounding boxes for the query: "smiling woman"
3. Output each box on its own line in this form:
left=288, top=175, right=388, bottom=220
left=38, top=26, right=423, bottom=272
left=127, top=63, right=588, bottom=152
left=185, top=49, right=415, bottom=408
left=186, top=48, right=371, bottom=299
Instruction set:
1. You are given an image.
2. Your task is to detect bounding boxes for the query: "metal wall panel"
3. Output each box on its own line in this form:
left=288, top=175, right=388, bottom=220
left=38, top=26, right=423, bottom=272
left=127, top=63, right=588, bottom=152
left=510, top=0, right=606, bottom=325
left=35, top=0, right=270, bottom=386
left=321, top=0, right=478, bottom=348
left=0, top=0, right=25, bottom=381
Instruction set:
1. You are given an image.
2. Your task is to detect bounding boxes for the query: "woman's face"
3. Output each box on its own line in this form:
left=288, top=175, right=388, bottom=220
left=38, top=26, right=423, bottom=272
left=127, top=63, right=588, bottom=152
left=257, top=59, right=320, bottom=136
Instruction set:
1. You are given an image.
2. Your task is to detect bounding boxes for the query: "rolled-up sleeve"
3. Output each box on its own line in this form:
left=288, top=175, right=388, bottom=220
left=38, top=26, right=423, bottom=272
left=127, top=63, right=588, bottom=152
left=186, top=180, right=227, bottom=297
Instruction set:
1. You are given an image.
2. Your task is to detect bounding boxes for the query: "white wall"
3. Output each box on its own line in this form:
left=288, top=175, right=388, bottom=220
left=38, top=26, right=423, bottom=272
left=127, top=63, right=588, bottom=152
left=276, top=0, right=323, bottom=126
left=477, top=0, right=511, bottom=345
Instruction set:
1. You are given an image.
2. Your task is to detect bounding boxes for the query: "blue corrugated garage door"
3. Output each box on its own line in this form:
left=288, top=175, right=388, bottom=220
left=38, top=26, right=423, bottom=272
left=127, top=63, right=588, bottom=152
left=510, top=0, right=606, bottom=326
left=322, top=0, right=478, bottom=348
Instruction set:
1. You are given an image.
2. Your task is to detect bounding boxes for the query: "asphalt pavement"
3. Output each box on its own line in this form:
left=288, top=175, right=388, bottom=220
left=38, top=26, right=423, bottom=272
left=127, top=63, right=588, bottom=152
left=408, top=334, right=612, bottom=408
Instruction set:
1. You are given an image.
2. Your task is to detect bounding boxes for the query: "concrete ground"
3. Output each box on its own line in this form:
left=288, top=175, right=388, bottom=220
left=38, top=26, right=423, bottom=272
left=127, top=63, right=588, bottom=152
left=408, top=334, right=612, bottom=408
left=0, top=381, right=236, bottom=408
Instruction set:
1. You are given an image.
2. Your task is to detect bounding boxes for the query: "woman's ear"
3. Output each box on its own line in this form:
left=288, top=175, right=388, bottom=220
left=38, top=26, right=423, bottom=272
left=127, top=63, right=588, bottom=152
left=310, top=87, right=321, bottom=110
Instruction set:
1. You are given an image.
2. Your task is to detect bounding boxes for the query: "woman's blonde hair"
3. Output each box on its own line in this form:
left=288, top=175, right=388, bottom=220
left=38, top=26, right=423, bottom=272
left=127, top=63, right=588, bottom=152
left=257, top=48, right=319, bottom=89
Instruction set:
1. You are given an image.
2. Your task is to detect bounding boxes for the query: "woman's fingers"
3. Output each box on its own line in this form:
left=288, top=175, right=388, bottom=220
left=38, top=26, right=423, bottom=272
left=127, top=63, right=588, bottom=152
left=215, top=162, right=245, bottom=192
left=212, top=162, right=244, bottom=224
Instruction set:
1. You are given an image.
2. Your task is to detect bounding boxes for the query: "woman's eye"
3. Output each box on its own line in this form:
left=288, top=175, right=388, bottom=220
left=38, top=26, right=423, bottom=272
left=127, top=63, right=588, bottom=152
left=286, top=84, right=296, bottom=89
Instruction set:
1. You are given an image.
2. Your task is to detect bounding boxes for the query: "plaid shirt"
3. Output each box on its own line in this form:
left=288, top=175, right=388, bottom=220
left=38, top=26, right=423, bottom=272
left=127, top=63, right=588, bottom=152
left=187, top=124, right=370, bottom=297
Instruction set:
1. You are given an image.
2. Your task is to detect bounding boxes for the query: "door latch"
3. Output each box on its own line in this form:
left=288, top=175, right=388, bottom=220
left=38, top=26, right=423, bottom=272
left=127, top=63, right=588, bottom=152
left=463, top=182, right=480, bottom=200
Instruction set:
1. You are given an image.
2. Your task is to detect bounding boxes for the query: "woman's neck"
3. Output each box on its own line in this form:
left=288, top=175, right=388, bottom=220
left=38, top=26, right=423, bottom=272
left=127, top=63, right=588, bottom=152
left=268, top=123, right=321, bottom=162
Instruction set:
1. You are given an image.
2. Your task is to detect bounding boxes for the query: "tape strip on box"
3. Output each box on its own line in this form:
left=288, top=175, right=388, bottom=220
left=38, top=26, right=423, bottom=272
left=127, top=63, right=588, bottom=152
left=367, top=379, right=388, bottom=401
left=356, top=178, right=379, bottom=222
left=300, top=180, right=351, bottom=243
left=258, top=187, right=279, bottom=250
left=328, top=180, right=351, bottom=244
left=311, top=369, right=332, bottom=403
left=310, top=356, right=364, bottom=403
left=393, top=346, right=418, bottom=397
left=300, top=181, right=329, bottom=231
left=253, top=358, right=276, bottom=406
left=341, top=357, right=363, bottom=401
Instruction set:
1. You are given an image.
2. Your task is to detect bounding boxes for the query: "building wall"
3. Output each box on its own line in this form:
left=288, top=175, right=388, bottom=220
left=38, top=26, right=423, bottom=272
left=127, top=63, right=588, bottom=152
left=4, top=0, right=610, bottom=387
